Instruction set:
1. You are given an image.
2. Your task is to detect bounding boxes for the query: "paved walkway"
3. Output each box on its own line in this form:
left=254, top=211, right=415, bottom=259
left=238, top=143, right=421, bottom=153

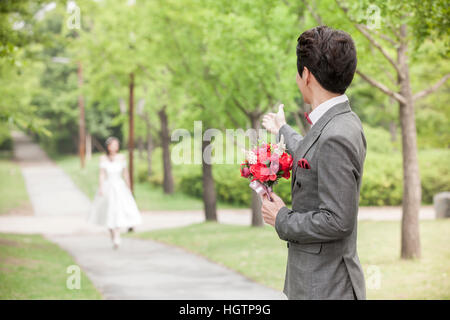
left=3, top=131, right=284, bottom=299
left=49, top=234, right=284, bottom=299
left=12, top=132, right=92, bottom=216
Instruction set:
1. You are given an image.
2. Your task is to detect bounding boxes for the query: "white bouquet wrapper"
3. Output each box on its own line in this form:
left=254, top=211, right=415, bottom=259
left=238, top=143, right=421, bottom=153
left=249, top=180, right=273, bottom=202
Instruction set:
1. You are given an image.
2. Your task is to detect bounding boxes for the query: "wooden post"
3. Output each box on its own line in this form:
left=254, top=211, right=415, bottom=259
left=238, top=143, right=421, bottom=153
left=128, top=73, right=135, bottom=194
left=77, top=61, right=86, bottom=169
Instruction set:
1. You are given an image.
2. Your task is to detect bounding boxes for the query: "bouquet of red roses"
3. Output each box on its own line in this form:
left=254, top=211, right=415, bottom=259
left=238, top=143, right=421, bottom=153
left=240, top=135, right=293, bottom=201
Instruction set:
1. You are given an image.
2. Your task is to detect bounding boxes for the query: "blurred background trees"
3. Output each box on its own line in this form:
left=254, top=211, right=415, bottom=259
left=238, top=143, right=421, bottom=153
left=1, top=0, right=448, bottom=257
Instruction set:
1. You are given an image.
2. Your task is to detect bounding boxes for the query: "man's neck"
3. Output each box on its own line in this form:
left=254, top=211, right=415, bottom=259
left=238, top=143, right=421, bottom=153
left=310, top=91, right=341, bottom=110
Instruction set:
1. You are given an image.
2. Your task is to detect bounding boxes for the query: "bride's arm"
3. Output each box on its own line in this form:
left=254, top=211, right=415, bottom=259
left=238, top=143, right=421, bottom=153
left=99, top=156, right=106, bottom=196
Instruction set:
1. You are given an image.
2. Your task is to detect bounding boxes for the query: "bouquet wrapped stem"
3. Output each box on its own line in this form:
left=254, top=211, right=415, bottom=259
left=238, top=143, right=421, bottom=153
left=249, top=180, right=274, bottom=202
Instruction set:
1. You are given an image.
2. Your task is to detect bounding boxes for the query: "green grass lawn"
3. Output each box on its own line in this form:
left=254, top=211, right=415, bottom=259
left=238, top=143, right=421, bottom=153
left=0, top=233, right=102, bottom=299
left=53, top=151, right=239, bottom=211
left=131, top=219, right=450, bottom=299
left=0, top=151, right=31, bottom=215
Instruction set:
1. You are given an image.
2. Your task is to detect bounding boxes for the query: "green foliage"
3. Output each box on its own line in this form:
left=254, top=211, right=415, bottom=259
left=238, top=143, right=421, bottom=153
left=419, top=150, right=450, bottom=203
left=2, top=0, right=448, bottom=153
left=0, top=126, right=12, bottom=150
left=1, top=0, right=448, bottom=212
left=0, top=151, right=31, bottom=214
left=0, top=1, right=52, bottom=135
left=179, top=149, right=450, bottom=206
left=0, top=0, right=44, bottom=63
left=359, top=149, right=449, bottom=205
left=307, top=0, right=450, bottom=149
left=363, top=125, right=398, bottom=153
left=179, top=165, right=256, bottom=206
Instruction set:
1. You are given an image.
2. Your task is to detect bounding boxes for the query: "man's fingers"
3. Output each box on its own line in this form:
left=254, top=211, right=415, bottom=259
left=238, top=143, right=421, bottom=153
left=262, top=116, right=272, bottom=123
left=262, top=115, right=275, bottom=123
left=261, top=194, right=271, bottom=211
left=261, top=193, right=269, bottom=202
left=269, top=191, right=280, bottom=200
left=278, top=104, right=284, bottom=114
left=270, top=192, right=279, bottom=200
left=262, top=120, right=271, bottom=128
left=262, top=113, right=276, bottom=131
left=263, top=192, right=272, bottom=200
left=263, top=114, right=275, bottom=120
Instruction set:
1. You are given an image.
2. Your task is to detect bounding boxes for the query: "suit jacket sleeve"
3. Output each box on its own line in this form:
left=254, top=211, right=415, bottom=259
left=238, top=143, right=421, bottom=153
left=278, top=124, right=303, bottom=156
left=275, top=135, right=361, bottom=243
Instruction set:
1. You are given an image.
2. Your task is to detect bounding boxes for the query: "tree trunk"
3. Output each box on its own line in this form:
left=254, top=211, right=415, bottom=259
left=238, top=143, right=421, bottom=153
left=398, top=25, right=421, bottom=259
left=202, top=139, right=218, bottom=222
left=144, top=112, right=153, bottom=176
left=158, top=106, right=174, bottom=194
left=86, top=133, right=92, bottom=161
left=250, top=114, right=264, bottom=227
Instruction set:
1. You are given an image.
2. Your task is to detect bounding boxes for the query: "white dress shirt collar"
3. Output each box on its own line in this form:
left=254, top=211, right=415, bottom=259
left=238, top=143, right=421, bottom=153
left=308, top=94, right=349, bottom=126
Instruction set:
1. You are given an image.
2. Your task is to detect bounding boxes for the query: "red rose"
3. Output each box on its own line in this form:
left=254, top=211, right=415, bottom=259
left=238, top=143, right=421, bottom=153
left=250, top=162, right=267, bottom=182
left=240, top=165, right=251, bottom=178
left=260, top=164, right=277, bottom=182
left=279, top=153, right=293, bottom=172
left=277, top=153, right=292, bottom=179
left=282, top=169, right=290, bottom=179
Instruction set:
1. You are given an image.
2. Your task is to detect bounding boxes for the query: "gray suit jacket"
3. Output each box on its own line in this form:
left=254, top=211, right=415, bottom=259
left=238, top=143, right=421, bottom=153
left=275, top=101, right=366, bottom=300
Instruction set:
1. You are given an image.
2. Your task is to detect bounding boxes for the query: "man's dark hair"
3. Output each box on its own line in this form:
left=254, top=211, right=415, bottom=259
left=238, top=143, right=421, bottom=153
left=296, top=26, right=357, bottom=94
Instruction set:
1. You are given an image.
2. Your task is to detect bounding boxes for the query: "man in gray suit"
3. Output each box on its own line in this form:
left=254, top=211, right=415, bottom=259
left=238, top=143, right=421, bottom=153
left=261, top=26, right=366, bottom=300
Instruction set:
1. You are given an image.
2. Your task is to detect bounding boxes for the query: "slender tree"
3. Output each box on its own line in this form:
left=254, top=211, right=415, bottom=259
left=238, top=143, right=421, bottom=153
left=303, top=0, right=449, bottom=258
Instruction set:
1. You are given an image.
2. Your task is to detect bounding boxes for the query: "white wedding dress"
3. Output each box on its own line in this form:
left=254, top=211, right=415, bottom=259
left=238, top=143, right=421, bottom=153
left=88, top=156, right=142, bottom=228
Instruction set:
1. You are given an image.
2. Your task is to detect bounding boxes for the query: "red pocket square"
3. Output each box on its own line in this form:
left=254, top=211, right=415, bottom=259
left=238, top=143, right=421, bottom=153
left=298, top=158, right=311, bottom=169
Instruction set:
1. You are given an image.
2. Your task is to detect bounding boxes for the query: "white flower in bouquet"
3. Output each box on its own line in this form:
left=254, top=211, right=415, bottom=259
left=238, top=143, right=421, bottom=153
left=246, top=151, right=258, bottom=164
left=245, top=150, right=258, bottom=164
left=273, top=134, right=286, bottom=156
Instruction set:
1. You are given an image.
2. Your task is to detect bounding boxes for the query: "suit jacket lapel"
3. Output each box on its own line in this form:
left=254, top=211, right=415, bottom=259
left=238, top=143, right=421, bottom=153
left=291, top=101, right=352, bottom=187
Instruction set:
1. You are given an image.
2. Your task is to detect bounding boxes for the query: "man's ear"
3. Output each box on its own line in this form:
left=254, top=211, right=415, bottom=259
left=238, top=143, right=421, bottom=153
left=303, top=67, right=310, bottom=86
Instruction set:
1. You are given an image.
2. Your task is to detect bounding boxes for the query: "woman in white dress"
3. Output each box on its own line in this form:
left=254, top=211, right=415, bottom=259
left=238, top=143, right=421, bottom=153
left=88, top=137, right=141, bottom=249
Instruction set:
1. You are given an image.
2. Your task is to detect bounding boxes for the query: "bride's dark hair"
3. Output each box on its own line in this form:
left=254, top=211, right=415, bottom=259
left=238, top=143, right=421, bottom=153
left=105, top=136, right=120, bottom=156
